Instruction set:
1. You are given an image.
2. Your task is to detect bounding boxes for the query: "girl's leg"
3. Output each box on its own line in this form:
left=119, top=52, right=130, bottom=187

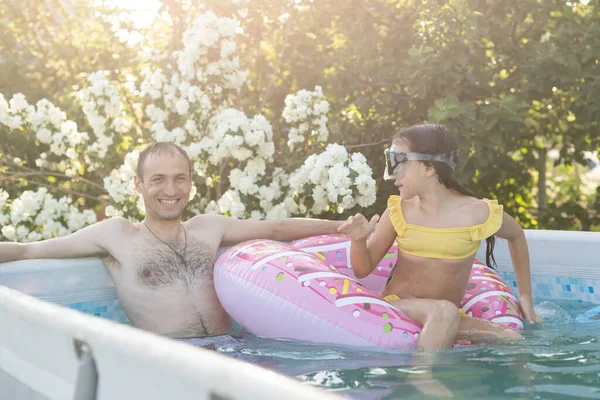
left=388, top=298, right=458, bottom=397
left=456, top=316, right=524, bottom=343
left=389, top=298, right=461, bottom=352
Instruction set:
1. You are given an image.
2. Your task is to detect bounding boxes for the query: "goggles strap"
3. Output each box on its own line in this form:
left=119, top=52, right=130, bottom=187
left=383, top=149, right=459, bottom=180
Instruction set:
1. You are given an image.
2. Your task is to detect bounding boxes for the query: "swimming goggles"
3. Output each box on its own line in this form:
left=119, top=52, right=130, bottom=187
left=384, top=149, right=459, bottom=180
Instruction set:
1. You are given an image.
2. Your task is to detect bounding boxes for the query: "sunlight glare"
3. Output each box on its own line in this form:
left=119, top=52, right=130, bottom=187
left=105, top=0, right=161, bottom=28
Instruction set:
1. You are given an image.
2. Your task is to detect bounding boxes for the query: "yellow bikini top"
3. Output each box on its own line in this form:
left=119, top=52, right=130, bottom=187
left=388, top=195, right=503, bottom=260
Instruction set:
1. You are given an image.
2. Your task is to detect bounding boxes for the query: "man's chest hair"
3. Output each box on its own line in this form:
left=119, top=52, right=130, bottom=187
left=138, top=239, right=216, bottom=287
left=104, top=239, right=217, bottom=288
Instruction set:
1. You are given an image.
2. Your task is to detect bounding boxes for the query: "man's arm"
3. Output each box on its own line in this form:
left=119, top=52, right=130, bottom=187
left=0, top=217, right=129, bottom=263
left=199, top=214, right=343, bottom=246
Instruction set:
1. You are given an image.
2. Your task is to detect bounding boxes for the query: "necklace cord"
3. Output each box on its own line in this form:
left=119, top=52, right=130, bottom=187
left=144, top=221, right=188, bottom=261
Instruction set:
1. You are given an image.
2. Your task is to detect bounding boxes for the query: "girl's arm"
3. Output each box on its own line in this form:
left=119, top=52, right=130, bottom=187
left=495, top=212, right=542, bottom=324
left=338, top=208, right=397, bottom=279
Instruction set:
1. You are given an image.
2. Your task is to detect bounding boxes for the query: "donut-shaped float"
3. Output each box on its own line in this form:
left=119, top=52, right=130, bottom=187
left=214, top=235, right=523, bottom=349
left=292, top=234, right=523, bottom=330
left=214, top=240, right=421, bottom=348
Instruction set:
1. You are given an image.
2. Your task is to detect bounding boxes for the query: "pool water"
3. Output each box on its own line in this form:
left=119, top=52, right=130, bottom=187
left=190, top=300, right=600, bottom=399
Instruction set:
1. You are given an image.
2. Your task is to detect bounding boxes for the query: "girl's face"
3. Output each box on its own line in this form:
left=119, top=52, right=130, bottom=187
left=389, top=140, right=426, bottom=199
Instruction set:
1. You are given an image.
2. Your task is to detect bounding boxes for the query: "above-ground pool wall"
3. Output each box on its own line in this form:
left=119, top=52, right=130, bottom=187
left=476, top=230, right=600, bottom=303
left=0, top=286, right=342, bottom=400
left=0, top=257, right=130, bottom=323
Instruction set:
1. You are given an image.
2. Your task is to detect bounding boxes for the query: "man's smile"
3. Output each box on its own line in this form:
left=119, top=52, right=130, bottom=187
left=158, top=199, right=180, bottom=205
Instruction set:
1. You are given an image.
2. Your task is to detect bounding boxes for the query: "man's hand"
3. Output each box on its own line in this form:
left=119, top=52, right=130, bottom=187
left=337, top=213, right=379, bottom=242
left=519, top=296, right=542, bottom=324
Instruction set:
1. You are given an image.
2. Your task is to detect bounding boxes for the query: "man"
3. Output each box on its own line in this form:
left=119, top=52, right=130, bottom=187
left=0, top=142, right=343, bottom=338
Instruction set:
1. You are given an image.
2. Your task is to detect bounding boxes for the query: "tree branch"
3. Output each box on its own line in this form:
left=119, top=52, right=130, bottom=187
left=0, top=174, right=110, bottom=204
left=344, top=138, right=389, bottom=149
left=0, top=158, right=107, bottom=193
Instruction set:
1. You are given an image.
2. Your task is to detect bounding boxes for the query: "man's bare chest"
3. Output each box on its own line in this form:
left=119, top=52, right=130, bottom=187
left=103, top=238, right=218, bottom=288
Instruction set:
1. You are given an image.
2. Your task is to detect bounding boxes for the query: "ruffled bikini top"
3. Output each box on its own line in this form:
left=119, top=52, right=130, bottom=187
left=387, top=195, right=503, bottom=260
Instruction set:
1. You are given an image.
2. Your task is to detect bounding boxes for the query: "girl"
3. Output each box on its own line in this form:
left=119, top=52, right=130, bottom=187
left=338, top=124, right=540, bottom=352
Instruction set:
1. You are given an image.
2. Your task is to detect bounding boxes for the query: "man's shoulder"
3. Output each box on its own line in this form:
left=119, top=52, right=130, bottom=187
left=94, top=217, right=140, bottom=256
left=99, top=216, right=135, bottom=227
left=95, top=216, right=138, bottom=235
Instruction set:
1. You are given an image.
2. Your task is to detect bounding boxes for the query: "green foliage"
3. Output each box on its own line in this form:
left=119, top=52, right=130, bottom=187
left=233, top=0, right=599, bottom=228
left=0, top=0, right=138, bottom=101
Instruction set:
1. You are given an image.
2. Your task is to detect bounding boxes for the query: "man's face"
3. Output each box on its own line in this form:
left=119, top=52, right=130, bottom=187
left=134, top=152, right=192, bottom=222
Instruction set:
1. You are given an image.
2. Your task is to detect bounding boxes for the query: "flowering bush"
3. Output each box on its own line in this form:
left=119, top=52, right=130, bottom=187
left=77, top=71, right=131, bottom=169
left=282, top=86, right=330, bottom=151
left=288, top=144, right=377, bottom=215
left=0, top=188, right=97, bottom=243
left=0, top=10, right=377, bottom=241
left=0, top=94, right=88, bottom=177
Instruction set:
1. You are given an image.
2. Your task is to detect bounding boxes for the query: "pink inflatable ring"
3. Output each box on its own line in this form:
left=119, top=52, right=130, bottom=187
left=214, top=234, right=523, bottom=349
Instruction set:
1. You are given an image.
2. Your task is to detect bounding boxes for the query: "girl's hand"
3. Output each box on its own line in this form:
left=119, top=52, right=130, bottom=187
left=337, top=213, right=379, bottom=242
left=519, top=296, right=543, bottom=324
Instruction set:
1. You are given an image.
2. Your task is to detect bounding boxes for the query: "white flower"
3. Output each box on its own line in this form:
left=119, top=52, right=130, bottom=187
left=286, top=145, right=376, bottom=215
left=229, top=168, right=243, bottom=188
left=354, top=174, right=371, bottom=192
left=104, top=205, right=122, bottom=217
left=36, top=128, right=52, bottom=144
left=217, top=17, right=240, bottom=37
left=283, top=86, right=330, bottom=150
left=0, top=190, right=8, bottom=208
left=46, top=107, right=65, bottom=128
left=244, top=129, right=263, bottom=147
left=230, top=201, right=246, bottom=219
left=220, top=39, right=237, bottom=58
left=9, top=93, right=28, bottom=112
left=217, top=190, right=246, bottom=218
left=250, top=210, right=264, bottom=220
left=314, top=100, right=330, bottom=114
left=175, top=99, right=190, bottom=115
left=239, top=176, right=258, bottom=195
left=0, top=189, right=98, bottom=241
left=204, top=201, right=220, bottom=214
left=283, top=197, right=300, bottom=214
left=265, top=204, right=288, bottom=220
left=257, top=142, right=275, bottom=160
left=245, top=158, right=266, bottom=176
left=1, top=225, right=16, bottom=241
left=9, top=115, right=23, bottom=129
left=0, top=102, right=11, bottom=126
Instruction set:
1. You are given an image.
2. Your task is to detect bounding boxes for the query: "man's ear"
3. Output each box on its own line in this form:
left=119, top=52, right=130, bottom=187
left=134, top=175, right=143, bottom=194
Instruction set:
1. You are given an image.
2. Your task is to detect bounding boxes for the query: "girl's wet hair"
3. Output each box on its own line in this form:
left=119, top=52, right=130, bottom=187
left=392, top=124, right=497, bottom=269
